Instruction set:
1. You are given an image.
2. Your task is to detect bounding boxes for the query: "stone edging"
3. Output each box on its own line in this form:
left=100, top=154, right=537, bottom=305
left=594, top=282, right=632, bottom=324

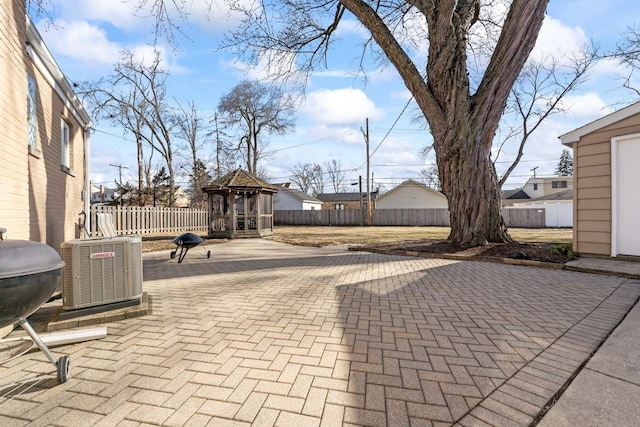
left=349, top=246, right=640, bottom=279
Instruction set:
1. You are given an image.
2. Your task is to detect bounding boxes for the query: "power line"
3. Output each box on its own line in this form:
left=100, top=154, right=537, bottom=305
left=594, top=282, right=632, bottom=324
left=355, top=96, right=414, bottom=170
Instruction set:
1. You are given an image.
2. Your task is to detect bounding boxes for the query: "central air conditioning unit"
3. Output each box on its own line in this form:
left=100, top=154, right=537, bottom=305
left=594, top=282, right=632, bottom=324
left=61, top=236, right=143, bottom=310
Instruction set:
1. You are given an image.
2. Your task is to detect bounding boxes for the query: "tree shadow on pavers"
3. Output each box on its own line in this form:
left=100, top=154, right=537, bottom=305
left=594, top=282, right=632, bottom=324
left=0, top=374, right=57, bottom=402
left=142, top=249, right=406, bottom=282
left=331, top=261, right=635, bottom=426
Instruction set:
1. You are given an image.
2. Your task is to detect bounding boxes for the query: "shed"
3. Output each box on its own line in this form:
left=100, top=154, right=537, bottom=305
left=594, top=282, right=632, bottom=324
left=375, top=179, right=448, bottom=209
left=560, top=101, right=640, bottom=257
left=202, top=169, right=277, bottom=239
left=273, top=186, right=322, bottom=210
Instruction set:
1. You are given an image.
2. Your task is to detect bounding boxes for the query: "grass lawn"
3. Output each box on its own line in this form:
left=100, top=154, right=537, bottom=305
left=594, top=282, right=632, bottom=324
left=269, top=226, right=572, bottom=246
left=141, top=226, right=572, bottom=252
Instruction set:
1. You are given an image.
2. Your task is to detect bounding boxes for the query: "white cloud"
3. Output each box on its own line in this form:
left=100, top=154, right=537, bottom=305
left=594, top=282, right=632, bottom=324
left=590, top=57, right=629, bottom=78
left=52, top=0, right=143, bottom=31
left=560, top=92, right=614, bottom=119
left=37, top=20, right=183, bottom=73
left=129, top=45, right=186, bottom=74
left=336, top=19, right=370, bottom=39
left=301, top=88, right=383, bottom=125
left=180, top=0, right=258, bottom=33
left=38, top=19, right=121, bottom=66
left=222, top=49, right=303, bottom=84
left=530, top=17, right=589, bottom=64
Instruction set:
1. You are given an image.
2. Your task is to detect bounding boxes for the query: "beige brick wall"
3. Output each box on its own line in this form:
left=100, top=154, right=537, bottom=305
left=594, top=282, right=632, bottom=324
left=1, top=0, right=87, bottom=251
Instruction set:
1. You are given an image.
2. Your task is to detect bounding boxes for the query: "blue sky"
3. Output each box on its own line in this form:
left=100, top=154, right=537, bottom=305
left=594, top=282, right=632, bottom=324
left=33, top=0, right=640, bottom=192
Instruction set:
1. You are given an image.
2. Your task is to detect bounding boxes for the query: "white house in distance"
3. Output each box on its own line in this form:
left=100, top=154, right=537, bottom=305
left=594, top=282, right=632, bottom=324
left=273, top=185, right=323, bottom=210
left=375, top=179, right=448, bottom=209
left=522, top=176, right=573, bottom=199
left=504, top=176, right=574, bottom=227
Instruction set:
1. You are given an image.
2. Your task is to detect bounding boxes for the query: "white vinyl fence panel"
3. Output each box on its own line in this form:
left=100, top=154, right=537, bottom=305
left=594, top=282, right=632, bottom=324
left=505, top=203, right=572, bottom=228
left=90, top=205, right=208, bottom=236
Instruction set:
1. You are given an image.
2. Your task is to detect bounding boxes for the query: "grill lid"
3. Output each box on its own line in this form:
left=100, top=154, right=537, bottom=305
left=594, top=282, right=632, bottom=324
left=172, top=233, right=204, bottom=245
left=0, top=240, right=65, bottom=280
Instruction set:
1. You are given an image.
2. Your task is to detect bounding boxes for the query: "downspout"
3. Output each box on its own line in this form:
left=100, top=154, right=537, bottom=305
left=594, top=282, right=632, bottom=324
left=83, top=126, right=91, bottom=237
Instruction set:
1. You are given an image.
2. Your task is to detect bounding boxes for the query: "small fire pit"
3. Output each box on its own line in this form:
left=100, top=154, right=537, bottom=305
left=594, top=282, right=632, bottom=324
left=170, top=233, right=211, bottom=263
left=0, top=238, right=70, bottom=383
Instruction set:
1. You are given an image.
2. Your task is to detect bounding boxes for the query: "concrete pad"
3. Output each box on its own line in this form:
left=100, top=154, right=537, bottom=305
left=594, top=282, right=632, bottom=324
left=566, top=258, right=640, bottom=278
left=539, top=369, right=640, bottom=427
left=587, top=301, right=640, bottom=384
left=0, top=240, right=638, bottom=426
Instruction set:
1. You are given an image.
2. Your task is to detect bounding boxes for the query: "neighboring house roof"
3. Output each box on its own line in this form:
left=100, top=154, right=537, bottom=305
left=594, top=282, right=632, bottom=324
left=276, top=186, right=322, bottom=203
left=502, top=189, right=531, bottom=200
left=91, top=188, right=116, bottom=198
left=560, top=101, right=640, bottom=145
left=528, top=189, right=573, bottom=202
left=204, top=169, right=277, bottom=191
left=316, top=191, right=379, bottom=202
left=375, top=179, right=446, bottom=202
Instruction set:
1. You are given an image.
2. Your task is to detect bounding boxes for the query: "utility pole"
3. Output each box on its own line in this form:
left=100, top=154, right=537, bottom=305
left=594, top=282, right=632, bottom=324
left=531, top=165, right=539, bottom=178
left=214, top=113, right=222, bottom=179
left=362, top=118, right=372, bottom=225
left=110, top=163, right=129, bottom=206
left=358, top=175, right=363, bottom=226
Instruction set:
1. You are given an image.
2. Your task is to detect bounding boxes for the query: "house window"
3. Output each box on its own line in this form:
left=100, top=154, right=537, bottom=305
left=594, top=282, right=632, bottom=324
left=533, top=183, right=538, bottom=191
left=335, top=203, right=345, bottom=210
left=27, top=73, right=38, bottom=150
left=61, top=120, right=71, bottom=170
left=552, top=180, right=567, bottom=189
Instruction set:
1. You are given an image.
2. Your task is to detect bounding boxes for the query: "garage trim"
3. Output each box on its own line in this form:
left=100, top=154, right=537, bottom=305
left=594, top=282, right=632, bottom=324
left=611, top=132, right=640, bottom=257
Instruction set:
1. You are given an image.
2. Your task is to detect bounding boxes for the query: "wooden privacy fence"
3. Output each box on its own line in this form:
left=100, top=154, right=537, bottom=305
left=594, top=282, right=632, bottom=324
left=88, top=206, right=546, bottom=235
left=275, top=208, right=545, bottom=228
left=90, top=205, right=209, bottom=236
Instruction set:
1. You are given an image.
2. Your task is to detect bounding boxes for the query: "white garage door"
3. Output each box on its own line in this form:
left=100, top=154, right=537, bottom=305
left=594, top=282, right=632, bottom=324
left=614, top=135, right=640, bottom=256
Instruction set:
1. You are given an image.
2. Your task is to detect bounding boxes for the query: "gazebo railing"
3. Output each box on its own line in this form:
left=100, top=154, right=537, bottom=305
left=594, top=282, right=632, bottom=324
left=210, top=215, right=231, bottom=232
left=261, top=214, right=273, bottom=231
left=236, top=215, right=257, bottom=231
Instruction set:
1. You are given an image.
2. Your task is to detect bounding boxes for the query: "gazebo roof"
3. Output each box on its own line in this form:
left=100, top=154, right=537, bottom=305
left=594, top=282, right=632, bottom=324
left=203, top=169, right=278, bottom=192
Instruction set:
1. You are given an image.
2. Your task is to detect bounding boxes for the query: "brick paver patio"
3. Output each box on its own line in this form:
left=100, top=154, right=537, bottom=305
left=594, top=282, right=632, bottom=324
left=1, top=239, right=638, bottom=426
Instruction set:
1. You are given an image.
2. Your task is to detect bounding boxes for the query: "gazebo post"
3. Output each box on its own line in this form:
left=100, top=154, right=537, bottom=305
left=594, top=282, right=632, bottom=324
left=256, top=192, right=262, bottom=234
left=229, top=190, right=236, bottom=237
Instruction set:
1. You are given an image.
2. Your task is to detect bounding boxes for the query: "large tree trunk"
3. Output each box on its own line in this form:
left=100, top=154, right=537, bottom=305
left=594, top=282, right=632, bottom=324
left=437, top=131, right=511, bottom=247
left=347, top=0, right=547, bottom=247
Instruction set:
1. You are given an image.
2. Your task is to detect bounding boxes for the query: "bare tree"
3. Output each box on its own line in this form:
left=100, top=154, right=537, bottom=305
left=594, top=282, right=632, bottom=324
left=324, top=159, right=346, bottom=192
left=82, top=50, right=180, bottom=206
left=420, top=166, right=440, bottom=190
left=209, top=113, right=238, bottom=179
left=173, top=101, right=211, bottom=208
left=310, top=166, right=325, bottom=196
left=220, top=1, right=549, bottom=247
left=217, top=80, right=296, bottom=175
left=495, top=51, right=595, bottom=187
left=289, top=162, right=322, bottom=195
left=612, top=25, right=640, bottom=97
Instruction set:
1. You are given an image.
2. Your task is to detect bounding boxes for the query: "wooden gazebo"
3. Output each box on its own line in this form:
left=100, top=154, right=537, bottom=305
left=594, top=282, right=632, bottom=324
left=202, top=169, right=278, bottom=238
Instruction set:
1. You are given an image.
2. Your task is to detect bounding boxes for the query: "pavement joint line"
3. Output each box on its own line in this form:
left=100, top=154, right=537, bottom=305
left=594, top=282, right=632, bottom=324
left=453, top=282, right=639, bottom=426
left=581, top=366, right=640, bottom=388
left=529, top=293, right=639, bottom=426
